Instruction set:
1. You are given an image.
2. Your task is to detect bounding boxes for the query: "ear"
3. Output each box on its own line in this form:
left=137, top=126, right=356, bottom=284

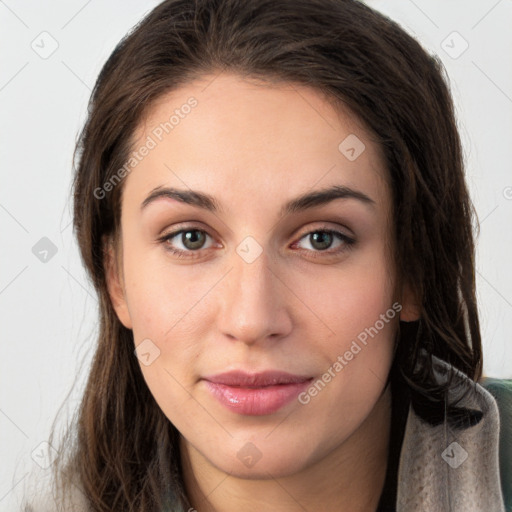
left=399, top=280, right=421, bottom=322
left=103, top=235, right=133, bottom=329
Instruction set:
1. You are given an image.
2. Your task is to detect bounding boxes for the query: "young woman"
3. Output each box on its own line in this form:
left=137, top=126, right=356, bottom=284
left=23, top=0, right=509, bottom=510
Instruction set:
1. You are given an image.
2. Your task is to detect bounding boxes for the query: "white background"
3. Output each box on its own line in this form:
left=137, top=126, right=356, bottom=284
left=1, top=0, right=511, bottom=508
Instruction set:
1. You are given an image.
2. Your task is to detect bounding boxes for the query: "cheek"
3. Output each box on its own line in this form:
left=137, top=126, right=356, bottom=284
left=122, top=243, right=199, bottom=340
left=303, top=251, right=396, bottom=404
left=312, top=253, right=395, bottom=347
left=124, top=258, right=205, bottom=428
left=337, top=274, right=393, bottom=340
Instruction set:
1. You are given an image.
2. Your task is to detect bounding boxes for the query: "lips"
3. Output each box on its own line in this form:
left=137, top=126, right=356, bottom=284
left=202, top=370, right=313, bottom=416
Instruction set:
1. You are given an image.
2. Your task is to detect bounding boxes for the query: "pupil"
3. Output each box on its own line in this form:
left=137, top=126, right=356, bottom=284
left=311, top=231, right=332, bottom=250
left=183, top=230, right=204, bottom=250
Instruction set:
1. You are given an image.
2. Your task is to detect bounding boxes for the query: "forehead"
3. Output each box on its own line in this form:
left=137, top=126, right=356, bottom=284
left=125, top=72, right=389, bottom=215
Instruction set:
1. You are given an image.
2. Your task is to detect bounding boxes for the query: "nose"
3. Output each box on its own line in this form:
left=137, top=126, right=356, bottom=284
left=216, top=245, right=293, bottom=346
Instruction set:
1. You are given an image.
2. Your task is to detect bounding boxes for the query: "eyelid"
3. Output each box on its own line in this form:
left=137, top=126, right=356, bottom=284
left=294, top=222, right=355, bottom=241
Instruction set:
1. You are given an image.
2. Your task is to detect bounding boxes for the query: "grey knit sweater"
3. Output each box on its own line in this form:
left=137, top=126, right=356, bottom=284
left=22, top=354, right=506, bottom=511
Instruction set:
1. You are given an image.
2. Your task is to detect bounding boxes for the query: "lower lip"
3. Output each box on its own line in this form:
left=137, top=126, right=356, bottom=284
left=203, top=379, right=312, bottom=416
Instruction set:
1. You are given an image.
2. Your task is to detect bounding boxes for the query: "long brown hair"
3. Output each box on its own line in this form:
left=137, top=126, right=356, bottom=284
left=41, top=0, right=482, bottom=509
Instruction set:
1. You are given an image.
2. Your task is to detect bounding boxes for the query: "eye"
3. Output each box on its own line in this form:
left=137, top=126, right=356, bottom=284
left=159, top=227, right=215, bottom=258
left=158, top=225, right=356, bottom=259
left=293, top=228, right=355, bottom=257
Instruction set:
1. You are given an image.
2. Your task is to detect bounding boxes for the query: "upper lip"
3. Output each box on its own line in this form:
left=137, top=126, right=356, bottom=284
left=203, top=370, right=312, bottom=387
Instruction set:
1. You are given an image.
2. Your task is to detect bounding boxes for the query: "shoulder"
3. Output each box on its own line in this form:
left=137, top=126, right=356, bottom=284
left=479, top=377, right=512, bottom=512
left=22, top=486, right=90, bottom=512
left=480, top=376, right=512, bottom=409
left=396, top=355, right=507, bottom=511
left=21, top=464, right=90, bottom=512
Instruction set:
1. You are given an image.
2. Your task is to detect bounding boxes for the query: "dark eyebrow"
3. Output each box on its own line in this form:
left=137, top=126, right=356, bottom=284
left=140, top=184, right=375, bottom=215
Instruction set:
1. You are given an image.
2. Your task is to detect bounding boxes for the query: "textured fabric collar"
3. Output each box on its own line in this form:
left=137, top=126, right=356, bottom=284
left=396, top=354, right=505, bottom=511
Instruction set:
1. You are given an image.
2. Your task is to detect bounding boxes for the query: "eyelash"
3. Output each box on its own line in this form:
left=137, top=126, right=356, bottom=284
left=157, top=225, right=356, bottom=260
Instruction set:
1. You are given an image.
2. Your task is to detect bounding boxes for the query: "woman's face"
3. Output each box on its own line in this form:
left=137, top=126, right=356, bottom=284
left=107, top=72, right=412, bottom=479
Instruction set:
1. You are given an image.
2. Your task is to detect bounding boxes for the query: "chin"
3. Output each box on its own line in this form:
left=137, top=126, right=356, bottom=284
left=206, top=438, right=317, bottom=479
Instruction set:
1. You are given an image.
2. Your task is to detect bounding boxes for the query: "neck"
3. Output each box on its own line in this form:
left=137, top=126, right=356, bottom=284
left=180, top=383, right=392, bottom=512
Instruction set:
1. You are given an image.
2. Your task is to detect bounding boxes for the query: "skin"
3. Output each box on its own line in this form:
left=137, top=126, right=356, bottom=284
left=105, top=72, right=419, bottom=512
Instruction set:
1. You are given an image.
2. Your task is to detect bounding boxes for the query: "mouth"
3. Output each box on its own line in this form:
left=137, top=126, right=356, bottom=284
left=202, top=370, right=313, bottom=416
